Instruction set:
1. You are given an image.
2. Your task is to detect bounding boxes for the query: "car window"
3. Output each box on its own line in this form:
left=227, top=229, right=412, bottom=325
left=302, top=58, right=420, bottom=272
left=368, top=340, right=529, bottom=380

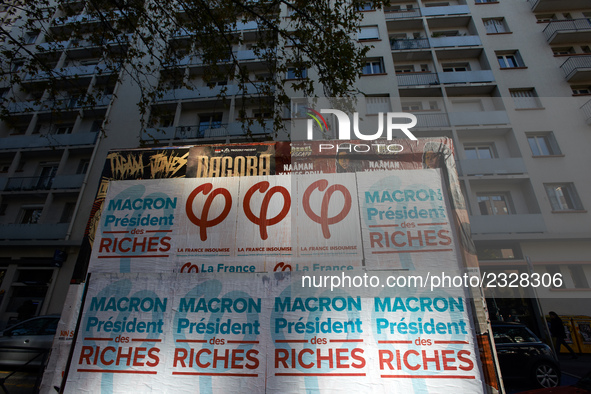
left=507, top=327, right=538, bottom=343
left=5, top=318, right=54, bottom=336
left=40, top=318, right=59, bottom=335
left=493, top=326, right=538, bottom=344
left=493, top=327, right=514, bottom=343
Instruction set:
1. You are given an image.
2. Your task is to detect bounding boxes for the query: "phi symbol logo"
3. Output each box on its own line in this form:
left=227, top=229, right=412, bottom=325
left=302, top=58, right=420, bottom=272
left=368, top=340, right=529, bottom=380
left=274, top=262, right=292, bottom=272
left=185, top=183, right=232, bottom=241
left=303, top=180, right=351, bottom=239
left=243, top=181, right=291, bottom=240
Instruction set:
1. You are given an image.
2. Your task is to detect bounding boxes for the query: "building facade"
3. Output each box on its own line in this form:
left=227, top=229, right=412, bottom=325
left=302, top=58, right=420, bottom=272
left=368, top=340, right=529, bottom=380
left=0, top=0, right=590, bottom=331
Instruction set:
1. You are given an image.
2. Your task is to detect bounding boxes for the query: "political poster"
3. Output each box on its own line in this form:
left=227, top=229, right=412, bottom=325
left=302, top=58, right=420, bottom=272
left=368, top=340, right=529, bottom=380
left=63, top=273, right=485, bottom=393
left=357, top=169, right=459, bottom=271
left=61, top=138, right=499, bottom=393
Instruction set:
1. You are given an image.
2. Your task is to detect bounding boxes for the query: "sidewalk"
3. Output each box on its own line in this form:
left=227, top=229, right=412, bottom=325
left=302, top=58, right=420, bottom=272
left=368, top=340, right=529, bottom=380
left=556, top=352, right=591, bottom=380
left=506, top=353, right=590, bottom=393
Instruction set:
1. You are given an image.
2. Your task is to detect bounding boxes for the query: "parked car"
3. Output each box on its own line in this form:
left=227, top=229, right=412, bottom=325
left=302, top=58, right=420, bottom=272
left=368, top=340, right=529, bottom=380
left=492, top=322, right=561, bottom=389
left=519, top=371, right=591, bottom=393
left=0, top=315, right=60, bottom=367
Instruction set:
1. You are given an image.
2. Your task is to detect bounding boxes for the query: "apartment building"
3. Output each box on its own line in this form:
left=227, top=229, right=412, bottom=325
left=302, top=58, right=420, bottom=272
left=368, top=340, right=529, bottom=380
left=0, top=0, right=590, bottom=331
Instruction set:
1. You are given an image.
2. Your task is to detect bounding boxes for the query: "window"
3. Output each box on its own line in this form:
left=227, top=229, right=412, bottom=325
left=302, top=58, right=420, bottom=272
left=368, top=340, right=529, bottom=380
left=289, top=101, right=308, bottom=118
left=286, top=67, right=307, bottom=80
left=358, top=26, right=379, bottom=41
left=492, top=326, right=538, bottom=344
left=510, top=88, right=542, bottom=109
left=545, top=265, right=565, bottom=288
left=475, top=0, right=497, bottom=3
left=571, top=85, right=591, bottom=95
left=496, top=51, right=525, bottom=68
left=255, top=72, right=273, bottom=82
left=80, top=59, right=99, bottom=66
left=91, top=121, right=102, bottom=133
left=0, top=204, right=7, bottom=216
left=432, top=30, right=459, bottom=37
left=25, top=32, right=39, bottom=44
left=544, top=183, right=584, bottom=211
left=357, top=2, right=374, bottom=11
left=77, top=159, right=90, bottom=174
left=464, top=145, right=495, bottom=159
left=253, top=110, right=272, bottom=118
left=366, top=96, right=391, bottom=114
left=476, top=245, right=519, bottom=260
left=552, top=47, right=575, bottom=56
left=442, top=63, right=470, bottom=72
left=20, top=207, right=43, bottom=224
left=527, top=133, right=561, bottom=156
left=395, top=65, right=414, bottom=74
left=206, top=79, right=227, bottom=88
left=67, top=95, right=81, bottom=109
left=483, top=18, right=509, bottom=34
left=53, top=124, right=74, bottom=134
left=11, top=62, right=23, bottom=72
left=569, top=265, right=589, bottom=288
left=4, top=317, right=59, bottom=337
left=477, top=194, right=512, bottom=216
left=198, top=113, right=223, bottom=131
left=404, top=103, right=425, bottom=112
left=536, top=14, right=556, bottom=23
left=362, top=59, right=384, bottom=75
left=59, top=202, right=76, bottom=223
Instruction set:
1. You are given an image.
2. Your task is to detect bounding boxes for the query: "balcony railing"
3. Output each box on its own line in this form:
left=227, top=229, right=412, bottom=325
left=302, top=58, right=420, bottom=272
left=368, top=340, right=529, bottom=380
left=414, top=113, right=450, bottom=128
left=5, top=176, right=55, bottom=191
left=23, top=63, right=116, bottom=81
left=5, top=101, right=41, bottom=113
left=529, top=0, right=589, bottom=12
left=543, top=19, right=591, bottom=42
left=580, top=99, right=591, bottom=124
left=470, top=214, right=545, bottom=235
left=36, top=40, right=70, bottom=52
left=391, top=38, right=430, bottom=50
left=458, top=158, right=526, bottom=176
left=449, top=111, right=509, bottom=126
left=0, top=223, right=69, bottom=240
left=167, top=120, right=273, bottom=140
left=3, top=174, right=85, bottom=191
left=396, top=72, right=439, bottom=86
left=384, top=9, right=421, bottom=19
left=175, top=124, right=227, bottom=139
left=54, top=10, right=124, bottom=25
left=52, top=174, right=86, bottom=189
left=421, top=5, right=469, bottom=17
left=560, top=55, right=591, bottom=81
left=0, top=132, right=98, bottom=150
left=156, top=85, right=240, bottom=101
left=438, top=70, right=495, bottom=84
left=430, top=35, right=481, bottom=48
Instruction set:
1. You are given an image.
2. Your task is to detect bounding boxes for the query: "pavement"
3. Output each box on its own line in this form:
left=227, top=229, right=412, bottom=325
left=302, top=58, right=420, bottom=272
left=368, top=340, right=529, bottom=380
left=0, top=369, right=39, bottom=394
left=506, top=353, right=591, bottom=393
left=0, top=355, right=588, bottom=394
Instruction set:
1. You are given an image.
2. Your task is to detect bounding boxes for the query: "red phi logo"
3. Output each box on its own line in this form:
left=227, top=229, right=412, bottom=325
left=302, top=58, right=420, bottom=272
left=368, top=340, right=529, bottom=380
left=185, top=183, right=232, bottom=241
left=303, top=180, right=352, bottom=239
left=243, top=181, right=291, bottom=240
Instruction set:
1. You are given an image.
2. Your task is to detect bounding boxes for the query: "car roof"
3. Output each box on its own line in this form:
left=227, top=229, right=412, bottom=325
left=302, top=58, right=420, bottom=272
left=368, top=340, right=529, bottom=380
left=491, top=321, right=526, bottom=327
left=3, top=315, right=61, bottom=331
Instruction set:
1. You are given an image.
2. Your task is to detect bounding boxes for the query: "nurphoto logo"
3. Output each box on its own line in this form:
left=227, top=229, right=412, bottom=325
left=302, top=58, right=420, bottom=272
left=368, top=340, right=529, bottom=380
left=306, top=108, right=418, bottom=141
